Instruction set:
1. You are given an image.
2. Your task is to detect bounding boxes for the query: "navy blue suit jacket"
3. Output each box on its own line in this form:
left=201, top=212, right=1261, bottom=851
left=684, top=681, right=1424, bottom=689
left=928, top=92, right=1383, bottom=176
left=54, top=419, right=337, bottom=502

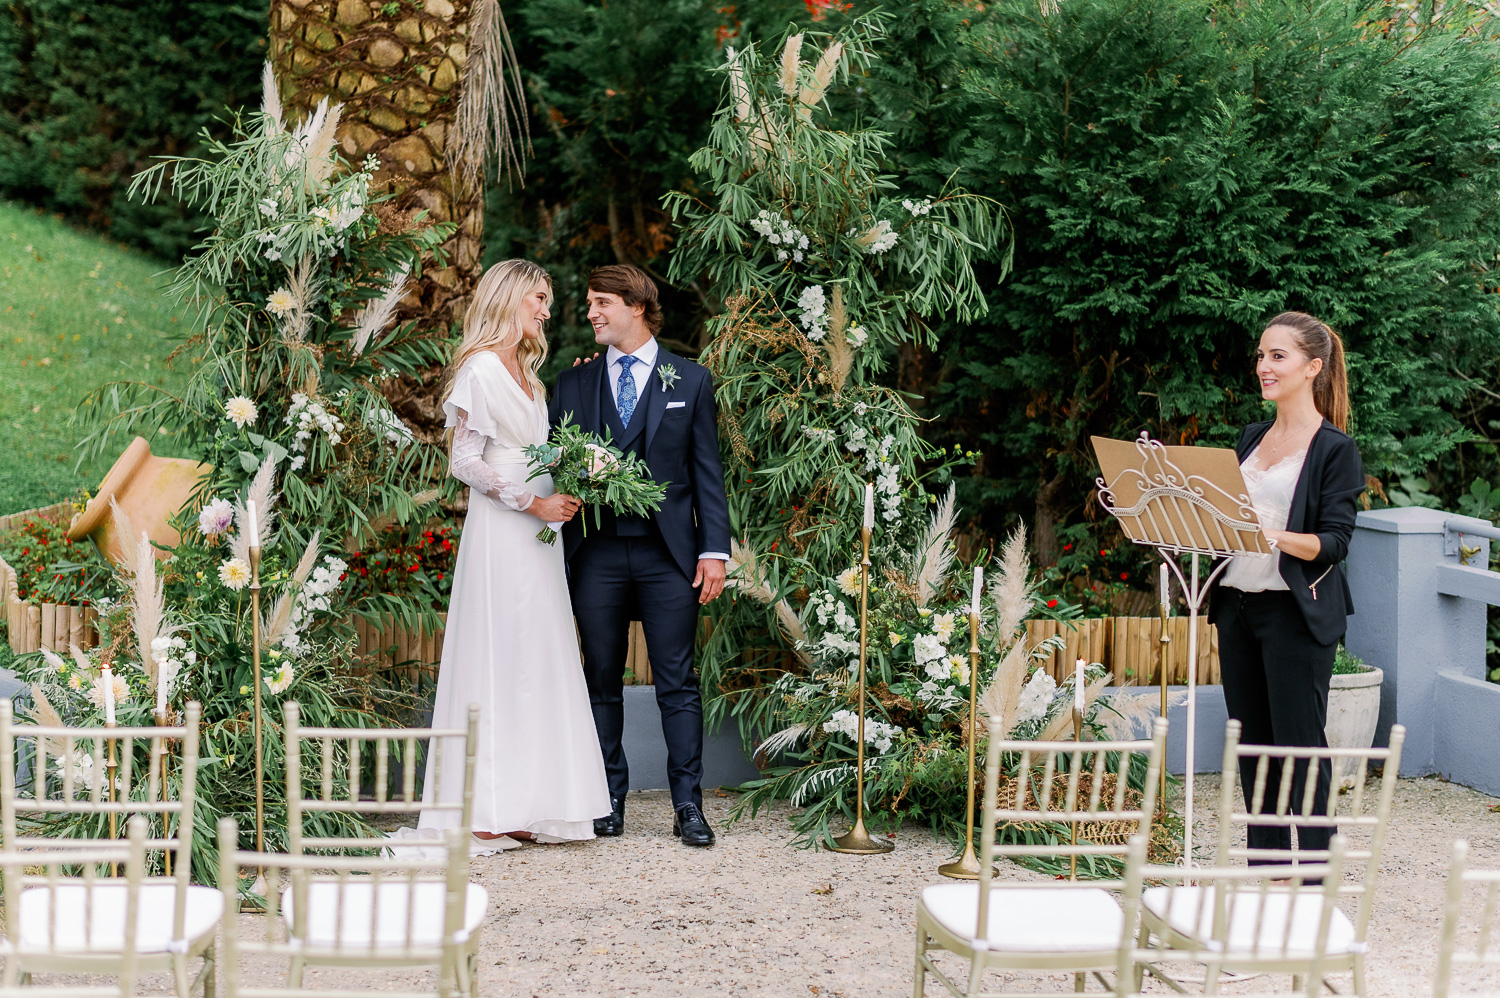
left=548, top=347, right=733, bottom=581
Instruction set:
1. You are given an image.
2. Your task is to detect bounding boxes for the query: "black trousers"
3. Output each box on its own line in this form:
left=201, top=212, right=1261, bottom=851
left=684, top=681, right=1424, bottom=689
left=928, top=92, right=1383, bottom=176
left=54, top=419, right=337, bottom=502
left=567, top=533, right=704, bottom=811
left=1216, top=587, right=1337, bottom=861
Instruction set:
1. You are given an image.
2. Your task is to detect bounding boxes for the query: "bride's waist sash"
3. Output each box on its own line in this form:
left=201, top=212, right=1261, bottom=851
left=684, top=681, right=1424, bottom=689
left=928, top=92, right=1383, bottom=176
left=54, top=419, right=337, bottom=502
left=482, top=444, right=532, bottom=467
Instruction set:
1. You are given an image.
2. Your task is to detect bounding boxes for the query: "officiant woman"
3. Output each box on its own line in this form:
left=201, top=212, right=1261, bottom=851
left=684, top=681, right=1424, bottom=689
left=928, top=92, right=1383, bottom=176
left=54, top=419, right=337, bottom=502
left=1207, top=311, right=1365, bottom=861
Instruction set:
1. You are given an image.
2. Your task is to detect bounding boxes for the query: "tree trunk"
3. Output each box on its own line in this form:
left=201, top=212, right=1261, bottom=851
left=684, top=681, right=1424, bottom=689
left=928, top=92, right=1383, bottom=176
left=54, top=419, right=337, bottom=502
left=269, top=0, right=486, bottom=433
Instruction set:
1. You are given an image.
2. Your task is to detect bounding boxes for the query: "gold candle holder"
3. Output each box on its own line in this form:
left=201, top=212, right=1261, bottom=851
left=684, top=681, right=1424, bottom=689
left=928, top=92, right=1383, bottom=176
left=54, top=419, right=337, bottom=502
left=249, top=543, right=265, bottom=864
left=105, top=717, right=119, bottom=877
left=939, top=611, right=988, bottom=879
left=1157, top=598, right=1171, bottom=819
left=828, top=522, right=893, bottom=855
left=1070, top=706, right=1084, bottom=881
left=155, top=707, right=172, bottom=878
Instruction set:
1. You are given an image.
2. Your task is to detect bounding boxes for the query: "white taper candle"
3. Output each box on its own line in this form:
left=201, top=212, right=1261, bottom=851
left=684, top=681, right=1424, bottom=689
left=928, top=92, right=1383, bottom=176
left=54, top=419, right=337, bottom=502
left=155, top=668, right=167, bottom=718
left=1159, top=562, right=1169, bottom=609
left=101, top=665, right=117, bottom=726
left=970, top=566, right=983, bottom=617
left=863, top=483, right=874, bottom=530
left=1074, top=658, right=1086, bottom=715
left=246, top=499, right=260, bottom=549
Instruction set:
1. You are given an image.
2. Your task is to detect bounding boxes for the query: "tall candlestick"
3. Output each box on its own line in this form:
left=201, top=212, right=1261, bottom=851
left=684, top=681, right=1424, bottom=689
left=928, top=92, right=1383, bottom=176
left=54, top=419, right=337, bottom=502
left=246, top=499, right=260, bottom=548
left=1074, top=658, right=1086, bottom=716
left=1159, top=562, right=1169, bottom=608
left=101, top=665, right=117, bottom=727
left=862, top=483, right=874, bottom=530
left=970, top=566, right=983, bottom=617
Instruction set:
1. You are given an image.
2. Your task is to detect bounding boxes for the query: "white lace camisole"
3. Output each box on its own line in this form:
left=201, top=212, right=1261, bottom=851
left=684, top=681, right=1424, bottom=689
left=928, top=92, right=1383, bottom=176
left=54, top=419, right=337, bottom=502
left=1221, top=445, right=1306, bottom=593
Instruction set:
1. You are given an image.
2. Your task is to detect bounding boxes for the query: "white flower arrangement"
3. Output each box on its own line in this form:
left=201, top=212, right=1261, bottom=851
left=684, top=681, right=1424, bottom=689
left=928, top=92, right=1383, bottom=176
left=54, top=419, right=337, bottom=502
left=749, top=209, right=811, bottom=263
left=802, top=425, right=836, bottom=444
left=835, top=566, right=861, bottom=597
left=364, top=405, right=414, bottom=447
left=225, top=396, right=258, bottom=428
left=913, top=632, right=947, bottom=665
left=796, top=284, right=829, bottom=340
left=901, top=198, right=933, bottom=217
left=1015, top=669, right=1058, bottom=726
left=931, top=612, right=956, bottom=642
left=218, top=558, right=252, bottom=590
left=859, top=219, right=898, bottom=254
left=266, top=288, right=295, bottom=316
left=281, top=555, right=348, bottom=654
left=198, top=498, right=235, bottom=537
left=847, top=324, right=868, bottom=347
left=150, top=634, right=196, bottom=700
left=266, top=661, right=295, bottom=694
left=284, top=393, right=346, bottom=471
left=87, top=673, right=131, bottom=709
left=823, top=708, right=900, bottom=754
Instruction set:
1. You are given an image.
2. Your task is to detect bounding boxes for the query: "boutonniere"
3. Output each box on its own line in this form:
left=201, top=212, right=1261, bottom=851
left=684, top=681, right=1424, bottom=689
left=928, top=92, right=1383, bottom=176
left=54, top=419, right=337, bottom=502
left=657, top=364, right=679, bottom=393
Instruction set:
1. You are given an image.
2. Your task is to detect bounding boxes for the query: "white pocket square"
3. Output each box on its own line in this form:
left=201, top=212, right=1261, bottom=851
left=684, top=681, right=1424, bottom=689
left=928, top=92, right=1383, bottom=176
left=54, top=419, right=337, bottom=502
left=666, top=401, right=686, bottom=409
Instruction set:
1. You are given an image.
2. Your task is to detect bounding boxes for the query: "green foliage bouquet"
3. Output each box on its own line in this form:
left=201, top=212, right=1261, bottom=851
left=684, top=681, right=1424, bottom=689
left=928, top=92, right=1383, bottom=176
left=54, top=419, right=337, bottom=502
left=523, top=419, right=667, bottom=544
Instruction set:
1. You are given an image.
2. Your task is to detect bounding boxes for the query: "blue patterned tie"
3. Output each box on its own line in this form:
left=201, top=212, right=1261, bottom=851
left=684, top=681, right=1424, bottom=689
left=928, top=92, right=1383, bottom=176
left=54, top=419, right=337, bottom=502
left=615, top=355, right=639, bottom=427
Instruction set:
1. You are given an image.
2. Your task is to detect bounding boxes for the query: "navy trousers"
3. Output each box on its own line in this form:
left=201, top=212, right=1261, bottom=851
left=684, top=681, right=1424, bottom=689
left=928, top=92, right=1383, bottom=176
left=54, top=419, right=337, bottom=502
left=567, top=533, right=703, bottom=810
left=1216, top=587, right=1337, bottom=861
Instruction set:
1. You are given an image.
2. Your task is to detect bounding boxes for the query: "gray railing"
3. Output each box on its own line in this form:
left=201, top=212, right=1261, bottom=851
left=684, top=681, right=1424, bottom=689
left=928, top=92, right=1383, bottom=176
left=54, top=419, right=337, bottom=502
left=1345, top=508, right=1500, bottom=795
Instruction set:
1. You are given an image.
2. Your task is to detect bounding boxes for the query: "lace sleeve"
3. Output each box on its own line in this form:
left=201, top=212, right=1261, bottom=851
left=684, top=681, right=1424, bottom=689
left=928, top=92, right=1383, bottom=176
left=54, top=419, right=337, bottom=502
left=449, top=411, right=535, bottom=512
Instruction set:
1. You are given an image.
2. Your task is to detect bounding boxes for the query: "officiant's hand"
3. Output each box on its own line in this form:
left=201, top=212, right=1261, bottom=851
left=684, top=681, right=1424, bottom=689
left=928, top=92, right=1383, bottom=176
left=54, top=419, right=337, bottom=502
left=693, top=558, right=726, bottom=604
left=528, top=493, right=582, bottom=522
left=571, top=352, right=601, bottom=367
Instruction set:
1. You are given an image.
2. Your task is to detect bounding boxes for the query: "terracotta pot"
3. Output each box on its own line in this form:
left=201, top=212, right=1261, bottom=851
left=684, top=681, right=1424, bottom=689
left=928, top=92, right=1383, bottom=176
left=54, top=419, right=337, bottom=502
left=67, top=437, right=212, bottom=565
left=1324, top=665, right=1385, bottom=791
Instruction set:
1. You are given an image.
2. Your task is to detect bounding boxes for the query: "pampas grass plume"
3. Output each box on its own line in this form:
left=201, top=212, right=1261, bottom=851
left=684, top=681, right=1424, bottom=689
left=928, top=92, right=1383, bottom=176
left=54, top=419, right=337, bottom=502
left=132, top=529, right=164, bottom=686
left=977, top=638, right=1029, bottom=733
left=778, top=34, right=803, bottom=96
left=260, top=61, right=285, bottom=136
left=262, top=531, right=321, bottom=648
left=911, top=484, right=957, bottom=607
left=231, top=458, right=279, bottom=564
left=351, top=262, right=411, bottom=357
left=991, top=523, right=1035, bottom=645
left=799, top=40, right=842, bottom=107
left=109, top=499, right=139, bottom=575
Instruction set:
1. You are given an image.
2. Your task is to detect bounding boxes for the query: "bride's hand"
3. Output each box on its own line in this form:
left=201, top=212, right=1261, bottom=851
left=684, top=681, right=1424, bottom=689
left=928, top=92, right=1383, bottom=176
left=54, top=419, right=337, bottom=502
left=528, top=493, right=582, bottom=523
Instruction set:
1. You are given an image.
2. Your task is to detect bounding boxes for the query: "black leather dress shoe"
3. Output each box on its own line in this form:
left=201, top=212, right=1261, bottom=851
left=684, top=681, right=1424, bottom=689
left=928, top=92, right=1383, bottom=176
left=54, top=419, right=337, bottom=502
left=594, top=796, right=625, bottom=837
left=672, top=803, right=715, bottom=847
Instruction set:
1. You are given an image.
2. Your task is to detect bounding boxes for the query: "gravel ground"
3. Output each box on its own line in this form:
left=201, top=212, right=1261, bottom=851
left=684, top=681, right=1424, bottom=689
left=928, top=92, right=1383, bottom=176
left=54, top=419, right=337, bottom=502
left=25, top=775, right=1500, bottom=996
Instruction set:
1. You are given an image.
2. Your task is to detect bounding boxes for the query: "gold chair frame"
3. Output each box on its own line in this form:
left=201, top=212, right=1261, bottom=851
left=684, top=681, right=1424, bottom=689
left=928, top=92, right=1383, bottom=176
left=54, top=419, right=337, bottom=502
left=0, top=701, right=215, bottom=997
left=0, top=817, right=147, bottom=998
left=278, top=700, right=482, bottom=995
left=913, top=716, right=1167, bottom=998
left=1434, top=839, right=1500, bottom=998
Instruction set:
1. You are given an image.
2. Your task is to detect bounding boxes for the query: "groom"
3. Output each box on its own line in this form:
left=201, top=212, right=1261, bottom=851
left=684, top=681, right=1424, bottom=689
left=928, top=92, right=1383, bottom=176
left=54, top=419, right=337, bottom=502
left=549, top=265, right=732, bottom=848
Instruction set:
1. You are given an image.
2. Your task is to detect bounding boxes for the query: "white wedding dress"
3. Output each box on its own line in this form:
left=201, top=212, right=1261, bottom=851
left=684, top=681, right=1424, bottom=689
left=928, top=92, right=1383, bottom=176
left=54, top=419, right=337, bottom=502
left=417, top=350, right=610, bottom=841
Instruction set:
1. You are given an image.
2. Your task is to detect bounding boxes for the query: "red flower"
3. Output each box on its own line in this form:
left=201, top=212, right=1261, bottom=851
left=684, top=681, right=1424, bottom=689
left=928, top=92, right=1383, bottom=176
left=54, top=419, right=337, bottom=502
left=1046, top=599, right=1058, bottom=609
left=1120, top=572, right=1128, bottom=581
left=770, top=540, right=779, bottom=552
left=1099, top=549, right=1107, bottom=557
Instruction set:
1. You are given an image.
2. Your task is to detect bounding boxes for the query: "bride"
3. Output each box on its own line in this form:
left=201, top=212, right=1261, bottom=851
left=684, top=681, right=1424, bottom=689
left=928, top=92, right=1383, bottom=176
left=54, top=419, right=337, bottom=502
left=418, top=258, right=611, bottom=845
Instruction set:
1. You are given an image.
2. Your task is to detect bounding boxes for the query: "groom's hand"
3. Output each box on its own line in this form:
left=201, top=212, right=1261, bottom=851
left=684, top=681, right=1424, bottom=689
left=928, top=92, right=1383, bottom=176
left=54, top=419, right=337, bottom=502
left=693, top=558, right=726, bottom=604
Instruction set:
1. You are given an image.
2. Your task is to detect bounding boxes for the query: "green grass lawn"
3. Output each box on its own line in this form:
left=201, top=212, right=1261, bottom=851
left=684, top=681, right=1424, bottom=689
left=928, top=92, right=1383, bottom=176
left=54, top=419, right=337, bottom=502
left=0, top=200, right=188, bottom=515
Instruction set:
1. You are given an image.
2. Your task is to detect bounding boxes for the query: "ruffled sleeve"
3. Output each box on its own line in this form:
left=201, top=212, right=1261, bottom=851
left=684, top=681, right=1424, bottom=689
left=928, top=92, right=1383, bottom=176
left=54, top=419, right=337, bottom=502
left=442, top=355, right=502, bottom=439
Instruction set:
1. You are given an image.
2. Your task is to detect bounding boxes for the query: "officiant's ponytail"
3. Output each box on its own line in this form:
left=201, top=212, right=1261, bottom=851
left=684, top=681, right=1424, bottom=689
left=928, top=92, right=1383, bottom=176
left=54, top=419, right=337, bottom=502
left=1265, top=311, right=1350, bottom=432
left=444, top=260, right=552, bottom=407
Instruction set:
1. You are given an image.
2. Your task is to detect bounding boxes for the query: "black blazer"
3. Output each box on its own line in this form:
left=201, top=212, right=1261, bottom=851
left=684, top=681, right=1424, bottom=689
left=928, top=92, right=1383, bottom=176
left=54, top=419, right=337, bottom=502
left=1208, top=419, right=1365, bottom=646
left=548, top=346, right=732, bottom=581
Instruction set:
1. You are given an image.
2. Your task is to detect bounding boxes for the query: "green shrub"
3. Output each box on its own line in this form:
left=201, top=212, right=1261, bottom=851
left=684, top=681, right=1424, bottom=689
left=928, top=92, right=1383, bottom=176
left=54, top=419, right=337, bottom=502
left=0, top=1, right=265, bottom=258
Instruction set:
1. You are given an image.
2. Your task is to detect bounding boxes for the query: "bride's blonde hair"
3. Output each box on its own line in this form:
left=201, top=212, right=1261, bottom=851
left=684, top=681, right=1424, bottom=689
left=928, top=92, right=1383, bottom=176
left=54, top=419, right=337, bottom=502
left=443, top=259, right=552, bottom=404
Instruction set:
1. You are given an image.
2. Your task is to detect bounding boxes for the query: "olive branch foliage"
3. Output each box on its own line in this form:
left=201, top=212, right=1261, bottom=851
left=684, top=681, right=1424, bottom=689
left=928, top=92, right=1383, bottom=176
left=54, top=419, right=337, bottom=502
left=659, top=21, right=1167, bottom=855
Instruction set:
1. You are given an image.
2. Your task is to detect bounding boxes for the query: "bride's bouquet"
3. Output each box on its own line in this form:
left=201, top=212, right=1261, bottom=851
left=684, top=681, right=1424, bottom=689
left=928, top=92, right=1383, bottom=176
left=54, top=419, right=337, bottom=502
left=524, top=418, right=668, bottom=545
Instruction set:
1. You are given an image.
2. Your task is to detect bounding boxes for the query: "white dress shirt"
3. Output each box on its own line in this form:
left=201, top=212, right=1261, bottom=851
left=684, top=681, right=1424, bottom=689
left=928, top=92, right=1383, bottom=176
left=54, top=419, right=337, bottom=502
left=603, top=338, right=727, bottom=564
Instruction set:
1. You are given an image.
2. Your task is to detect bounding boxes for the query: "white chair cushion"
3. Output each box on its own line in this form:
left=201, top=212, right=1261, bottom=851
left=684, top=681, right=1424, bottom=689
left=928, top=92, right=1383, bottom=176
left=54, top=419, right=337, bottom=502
left=1142, top=886, right=1359, bottom=957
left=283, top=881, right=488, bottom=949
left=17, top=883, right=223, bottom=953
left=921, top=883, right=1125, bottom=952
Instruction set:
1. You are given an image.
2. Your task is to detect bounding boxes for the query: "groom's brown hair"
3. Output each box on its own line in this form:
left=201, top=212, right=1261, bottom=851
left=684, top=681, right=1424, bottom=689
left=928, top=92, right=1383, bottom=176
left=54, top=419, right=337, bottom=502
left=588, top=264, right=663, bottom=334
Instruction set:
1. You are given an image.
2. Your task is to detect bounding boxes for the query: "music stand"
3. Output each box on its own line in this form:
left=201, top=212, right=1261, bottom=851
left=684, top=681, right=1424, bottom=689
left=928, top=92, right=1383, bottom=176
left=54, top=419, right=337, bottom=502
left=1092, top=431, right=1267, bottom=866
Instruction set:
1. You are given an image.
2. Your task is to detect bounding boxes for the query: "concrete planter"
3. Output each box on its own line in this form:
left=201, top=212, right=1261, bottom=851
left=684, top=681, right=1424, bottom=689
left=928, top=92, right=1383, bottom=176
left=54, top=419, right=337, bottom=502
left=1325, top=666, right=1384, bottom=790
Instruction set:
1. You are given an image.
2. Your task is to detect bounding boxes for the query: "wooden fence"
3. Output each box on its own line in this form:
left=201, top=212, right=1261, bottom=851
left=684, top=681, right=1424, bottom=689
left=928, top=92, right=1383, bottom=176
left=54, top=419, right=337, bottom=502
left=0, top=503, right=100, bottom=655
left=1024, top=615, right=1220, bottom=685
left=1, top=499, right=1215, bottom=686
